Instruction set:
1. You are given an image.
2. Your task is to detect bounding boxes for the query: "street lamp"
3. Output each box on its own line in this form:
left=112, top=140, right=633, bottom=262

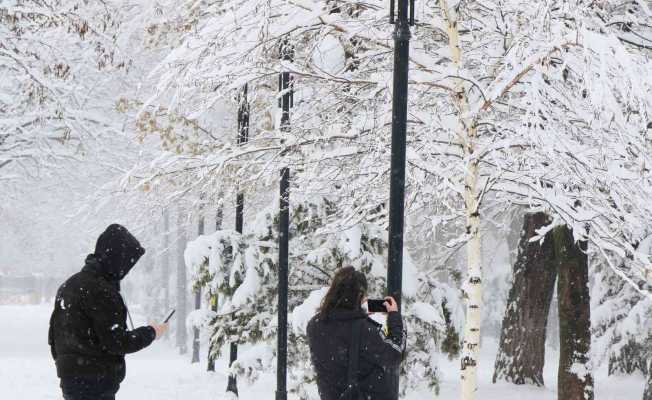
left=225, top=84, right=250, bottom=396
left=276, top=36, right=294, bottom=400
left=387, top=0, right=414, bottom=396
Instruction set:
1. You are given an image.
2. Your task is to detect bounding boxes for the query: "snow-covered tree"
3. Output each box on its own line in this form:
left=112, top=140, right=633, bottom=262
left=0, top=0, right=135, bottom=185
left=99, top=0, right=652, bottom=398
left=187, top=195, right=458, bottom=397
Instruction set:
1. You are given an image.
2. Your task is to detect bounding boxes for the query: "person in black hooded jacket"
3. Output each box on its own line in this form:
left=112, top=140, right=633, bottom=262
left=48, top=224, right=169, bottom=400
left=307, top=266, right=407, bottom=400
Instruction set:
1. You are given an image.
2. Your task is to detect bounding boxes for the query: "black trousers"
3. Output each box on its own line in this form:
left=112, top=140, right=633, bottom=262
left=60, top=376, right=120, bottom=400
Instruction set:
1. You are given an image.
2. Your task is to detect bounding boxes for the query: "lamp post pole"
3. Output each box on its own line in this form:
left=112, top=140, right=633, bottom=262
left=387, top=0, right=413, bottom=398
left=276, top=36, right=293, bottom=400
left=226, top=85, right=250, bottom=396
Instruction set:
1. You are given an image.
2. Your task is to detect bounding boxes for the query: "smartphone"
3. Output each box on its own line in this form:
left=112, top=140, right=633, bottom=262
left=163, top=309, right=176, bottom=323
left=367, top=299, right=387, bottom=313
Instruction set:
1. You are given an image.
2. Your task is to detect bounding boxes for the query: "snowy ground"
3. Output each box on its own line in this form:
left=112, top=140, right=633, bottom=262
left=1, top=304, right=645, bottom=399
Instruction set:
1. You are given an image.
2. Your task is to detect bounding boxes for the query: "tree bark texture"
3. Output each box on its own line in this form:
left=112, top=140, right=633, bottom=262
left=644, top=360, right=652, bottom=400
left=493, top=212, right=557, bottom=386
left=207, top=201, right=223, bottom=372
left=556, top=225, right=594, bottom=400
left=192, top=211, right=204, bottom=364
left=176, top=208, right=188, bottom=355
left=162, top=208, right=170, bottom=312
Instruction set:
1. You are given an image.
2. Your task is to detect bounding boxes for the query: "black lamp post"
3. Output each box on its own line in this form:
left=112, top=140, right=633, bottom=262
left=226, top=84, right=250, bottom=396
left=387, top=0, right=413, bottom=397
left=387, top=0, right=413, bottom=318
left=276, top=36, right=293, bottom=400
left=276, top=167, right=290, bottom=400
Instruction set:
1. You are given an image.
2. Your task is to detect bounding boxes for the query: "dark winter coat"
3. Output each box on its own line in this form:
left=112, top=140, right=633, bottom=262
left=307, top=309, right=407, bottom=400
left=48, top=224, right=156, bottom=384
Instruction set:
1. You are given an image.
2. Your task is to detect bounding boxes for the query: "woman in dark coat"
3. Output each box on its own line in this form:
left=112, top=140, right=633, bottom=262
left=307, top=267, right=407, bottom=400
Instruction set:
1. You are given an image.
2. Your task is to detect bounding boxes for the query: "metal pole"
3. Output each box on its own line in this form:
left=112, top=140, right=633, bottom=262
left=387, top=0, right=411, bottom=319
left=226, top=86, right=249, bottom=396
left=276, top=37, right=293, bottom=400
left=276, top=167, right=290, bottom=400
left=387, top=0, right=412, bottom=398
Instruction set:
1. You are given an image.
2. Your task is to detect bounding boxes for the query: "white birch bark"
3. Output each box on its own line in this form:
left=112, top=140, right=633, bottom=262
left=437, top=2, right=482, bottom=399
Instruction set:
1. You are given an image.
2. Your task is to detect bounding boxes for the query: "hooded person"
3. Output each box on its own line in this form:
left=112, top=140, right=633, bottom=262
left=48, top=224, right=168, bottom=400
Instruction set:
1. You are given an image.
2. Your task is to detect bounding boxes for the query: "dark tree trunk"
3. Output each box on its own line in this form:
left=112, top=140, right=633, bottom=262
left=192, top=211, right=204, bottom=364
left=191, top=288, right=201, bottom=363
left=555, top=225, right=594, bottom=400
left=493, top=212, right=557, bottom=386
left=207, top=202, right=223, bottom=372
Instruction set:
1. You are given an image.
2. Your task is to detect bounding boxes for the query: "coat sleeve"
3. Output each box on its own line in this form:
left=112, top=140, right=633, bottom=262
left=48, top=311, right=57, bottom=360
left=360, top=312, right=407, bottom=368
left=84, top=286, right=156, bottom=355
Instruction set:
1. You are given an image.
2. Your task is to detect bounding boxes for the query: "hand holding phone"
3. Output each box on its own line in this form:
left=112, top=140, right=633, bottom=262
left=366, top=297, right=399, bottom=313
left=383, top=296, right=398, bottom=313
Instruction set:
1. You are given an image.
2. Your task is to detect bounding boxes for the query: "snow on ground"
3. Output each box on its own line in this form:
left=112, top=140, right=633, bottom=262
left=0, top=304, right=646, bottom=399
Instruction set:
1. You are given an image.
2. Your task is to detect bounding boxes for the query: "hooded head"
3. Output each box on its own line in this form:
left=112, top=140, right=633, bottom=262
left=93, top=224, right=145, bottom=281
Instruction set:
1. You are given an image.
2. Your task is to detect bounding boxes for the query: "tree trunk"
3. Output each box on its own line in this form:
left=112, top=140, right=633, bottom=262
left=176, top=207, right=188, bottom=354
left=191, top=211, right=204, bottom=364
left=435, top=1, right=483, bottom=398
left=493, top=212, right=557, bottom=386
left=555, top=225, right=594, bottom=400
left=191, top=288, right=201, bottom=363
left=644, top=361, right=652, bottom=400
left=460, top=155, right=482, bottom=400
left=162, top=208, right=171, bottom=312
left=207, top=202, right=223, bottom=372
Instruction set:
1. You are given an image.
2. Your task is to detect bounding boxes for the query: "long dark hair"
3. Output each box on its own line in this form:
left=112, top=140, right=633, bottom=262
left=318, top=266, right=368, bottom=317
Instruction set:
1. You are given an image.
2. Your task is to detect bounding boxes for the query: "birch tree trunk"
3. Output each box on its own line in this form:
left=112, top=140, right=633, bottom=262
left=493, top=212, right=557, bottom=386
left=460, top=163, right=482, bottom=400
left=555, top=225, right=594, bottom=400
left=176, top=207, right=188, bottom=354
left=437, top=2, right=483, bottom=398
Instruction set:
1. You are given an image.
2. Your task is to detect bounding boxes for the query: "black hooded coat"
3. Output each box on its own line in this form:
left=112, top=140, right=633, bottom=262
left=48, top=224, right=156, bottom=384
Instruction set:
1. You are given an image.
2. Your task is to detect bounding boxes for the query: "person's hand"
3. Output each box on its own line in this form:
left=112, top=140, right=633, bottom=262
left=150, top=322, right=169, bottom=340
left=383, top=296, right=399, bottom=313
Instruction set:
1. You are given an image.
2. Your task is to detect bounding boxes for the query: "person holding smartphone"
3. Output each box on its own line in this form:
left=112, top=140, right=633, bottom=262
left=48, top=224, right=169, bottom=400
left=307, top=266, right=407, bottom=400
